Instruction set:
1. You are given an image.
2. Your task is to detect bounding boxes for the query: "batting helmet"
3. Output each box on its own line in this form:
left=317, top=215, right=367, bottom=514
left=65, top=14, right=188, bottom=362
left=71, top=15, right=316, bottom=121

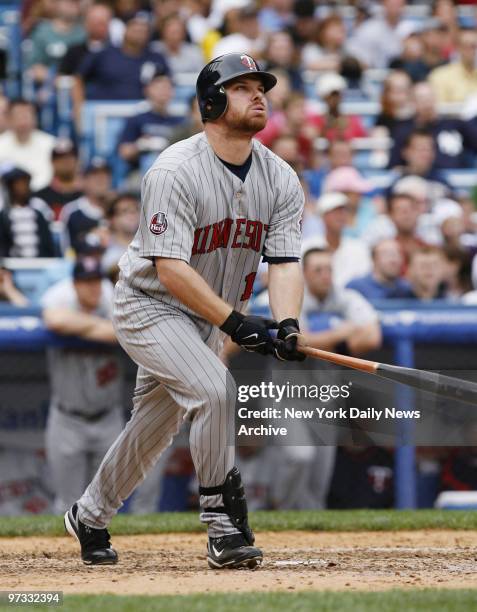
left=196, top=53, right=277, bottom=122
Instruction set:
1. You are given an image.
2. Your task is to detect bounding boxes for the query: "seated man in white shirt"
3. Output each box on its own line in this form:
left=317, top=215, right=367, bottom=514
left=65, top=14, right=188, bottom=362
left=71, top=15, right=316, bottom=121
left=303, top=192, right=372, bottom=287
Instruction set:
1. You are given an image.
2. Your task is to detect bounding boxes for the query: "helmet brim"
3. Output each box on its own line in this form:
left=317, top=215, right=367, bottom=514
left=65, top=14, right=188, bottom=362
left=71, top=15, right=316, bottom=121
left=216, top=70, right=277, bottom=93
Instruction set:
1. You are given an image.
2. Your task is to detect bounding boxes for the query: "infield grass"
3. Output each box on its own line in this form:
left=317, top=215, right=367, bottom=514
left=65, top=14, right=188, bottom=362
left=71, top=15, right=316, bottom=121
left=1, top=590, right=477, bottom=612
left=1, top=509, right=477, bottom=537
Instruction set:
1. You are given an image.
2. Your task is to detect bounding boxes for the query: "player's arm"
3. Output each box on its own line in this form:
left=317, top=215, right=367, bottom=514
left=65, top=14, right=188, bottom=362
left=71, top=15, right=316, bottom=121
left=155, top=258, right=232, bottom=325
left=262, top=170, right=306, bottom=362
left=43, top=307, right=117, bottom=344
left=155, top=258, right=277, bottom=355
left=268, top=261, right=303, bottom=321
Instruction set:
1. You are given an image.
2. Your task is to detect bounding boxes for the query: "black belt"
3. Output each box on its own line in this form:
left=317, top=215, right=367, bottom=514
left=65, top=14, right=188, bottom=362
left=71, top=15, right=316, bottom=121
left=57, top=404, right=111, bottom=422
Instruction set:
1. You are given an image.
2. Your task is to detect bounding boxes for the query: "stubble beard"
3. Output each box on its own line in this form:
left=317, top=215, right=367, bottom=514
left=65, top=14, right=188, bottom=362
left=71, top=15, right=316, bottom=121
left=224, top=111, right=267, bottom=136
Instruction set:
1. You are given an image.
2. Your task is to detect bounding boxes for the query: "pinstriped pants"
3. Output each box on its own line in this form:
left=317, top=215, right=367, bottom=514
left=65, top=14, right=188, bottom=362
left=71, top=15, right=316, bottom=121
left=77, top=281, right=239, bottom=538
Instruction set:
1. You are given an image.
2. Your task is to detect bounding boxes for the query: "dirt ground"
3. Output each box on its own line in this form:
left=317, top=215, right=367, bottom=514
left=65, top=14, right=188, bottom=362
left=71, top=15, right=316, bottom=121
left=1, top=530, right=477, bottom=595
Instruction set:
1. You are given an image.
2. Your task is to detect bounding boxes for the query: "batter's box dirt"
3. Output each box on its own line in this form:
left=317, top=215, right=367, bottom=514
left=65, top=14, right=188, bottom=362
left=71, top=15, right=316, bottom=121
left=1, top=530, right=477, bottom=595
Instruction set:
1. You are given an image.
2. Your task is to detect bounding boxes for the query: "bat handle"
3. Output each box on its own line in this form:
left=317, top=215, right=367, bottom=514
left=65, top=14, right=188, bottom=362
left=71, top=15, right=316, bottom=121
left=298, top=345, right=379, bottom=374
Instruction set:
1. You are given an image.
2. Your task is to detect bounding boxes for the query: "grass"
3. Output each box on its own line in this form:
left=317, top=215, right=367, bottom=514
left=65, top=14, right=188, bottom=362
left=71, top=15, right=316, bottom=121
left=1, top=590, right=477, bottom=612
left=1, top=509, right=477, bottom=538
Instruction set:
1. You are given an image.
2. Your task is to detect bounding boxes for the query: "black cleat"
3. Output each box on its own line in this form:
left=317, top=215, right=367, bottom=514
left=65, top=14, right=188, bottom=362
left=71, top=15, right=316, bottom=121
left=64, top=503, right=118, bottom=565
left=207, top=533, right=263, bottom=570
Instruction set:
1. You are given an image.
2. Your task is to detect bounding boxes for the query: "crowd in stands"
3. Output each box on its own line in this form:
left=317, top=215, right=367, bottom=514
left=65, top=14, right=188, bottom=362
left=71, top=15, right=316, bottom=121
left=1, top=0, right=477, bottom=512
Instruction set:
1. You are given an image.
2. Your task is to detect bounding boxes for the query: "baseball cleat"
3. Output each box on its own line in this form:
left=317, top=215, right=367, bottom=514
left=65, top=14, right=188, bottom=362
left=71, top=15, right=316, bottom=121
left=64, top=503, right=118, bottom=565
left=207, top=533, right=263, bottom=569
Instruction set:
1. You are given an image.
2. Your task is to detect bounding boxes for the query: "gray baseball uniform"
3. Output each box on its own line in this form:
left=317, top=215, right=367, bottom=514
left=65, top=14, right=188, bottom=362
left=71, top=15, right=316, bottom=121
left=77, top=131, right=304, bottom=537
left=41, top=278, right=124, bottom=514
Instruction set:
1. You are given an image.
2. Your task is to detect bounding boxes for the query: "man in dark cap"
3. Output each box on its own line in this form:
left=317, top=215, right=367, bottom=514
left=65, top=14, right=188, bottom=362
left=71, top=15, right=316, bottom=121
left=60, top=159, right=112, bottom=254
left=41, top=256, right=123, bottom=514
left=118, top=67, right=185, bottom=168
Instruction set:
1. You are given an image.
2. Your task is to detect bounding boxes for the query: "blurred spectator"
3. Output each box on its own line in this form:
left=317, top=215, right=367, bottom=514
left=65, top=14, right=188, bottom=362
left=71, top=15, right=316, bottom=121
left=58, top=3, right=113, bottom=76
left=394, top=18, right=448, bottom=83
left=77, top=11, right=169, bottom=101
left=102, top=192, right=140, bottom=279
left=258, top=0, right=294, bottom=33
left=0, top=264, right=29, bottom=307
left=315, top=73, right=367, bottom=141
left=0, top=99, right=55, bottom=191
left=301, top=13, right=347, bottom=72
left=287, top=0, right=316, bottom=49
left=388, top=193, right=427, bottom=269
left=441, top=246, right=472, bottom=299
left=118, top=69, right=185, bottom=166
left=347, top=238, right=413, bottom=300
left=60, top=159, right=112, bottom=253
left=26, top=0, right=86, bottom=83
left=269, top=135, right=303, bottom=173
left=432, top=0, right=459, bottom=56
left=407, top=246, right=446, bottom=300
left=212, top=5, right=264, bottom=59
left=322, top=166, right=376, bottom=239
left=263, top=31, right=303, bottom=91
left=440, top=448, right=477, bottom=492
left=169, top=97, right=203, bottom=144
left=429, top=28, right=477, bottom=104
left=300, top=246, right=382, bottom=354
left=306, top=192, right=371, bottom=287
left=152, top=13, right=203, bottom=74
left=41, top=257, right=123, bottom=513
left=34, top=139, right=83, bottom=221
left=387, top=81, right=477, bottom=169
left=373, top=70, right=415, bottom=152
left=302, top=138, right=354, bottom=200
left=389, top=26, right=423, bottom=77
left=0, top=168, right=55, bottom=258
left=388, top=129, right=453, bottom=200
left=346, top=0, right=409, bottom=69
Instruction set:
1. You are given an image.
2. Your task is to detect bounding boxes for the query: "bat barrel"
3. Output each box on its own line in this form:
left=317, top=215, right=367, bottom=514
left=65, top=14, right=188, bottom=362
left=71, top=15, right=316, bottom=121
left=377, top=364, right=477, bottom=407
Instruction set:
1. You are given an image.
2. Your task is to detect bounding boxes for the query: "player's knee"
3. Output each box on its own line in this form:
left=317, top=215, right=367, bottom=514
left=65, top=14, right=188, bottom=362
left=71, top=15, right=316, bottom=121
left=196, top=371, right=236, bottom=410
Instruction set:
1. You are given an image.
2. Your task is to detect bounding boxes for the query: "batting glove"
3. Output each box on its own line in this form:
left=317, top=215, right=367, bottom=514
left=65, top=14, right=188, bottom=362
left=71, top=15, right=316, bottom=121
left=274, top=318, right=307, bottom=362
left=220, top=310, right=278, bottom=355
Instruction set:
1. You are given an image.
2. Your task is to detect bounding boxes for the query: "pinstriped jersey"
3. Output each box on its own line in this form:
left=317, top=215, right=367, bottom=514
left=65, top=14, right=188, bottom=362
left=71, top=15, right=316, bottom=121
left=118, top=131, right=304, bottom=314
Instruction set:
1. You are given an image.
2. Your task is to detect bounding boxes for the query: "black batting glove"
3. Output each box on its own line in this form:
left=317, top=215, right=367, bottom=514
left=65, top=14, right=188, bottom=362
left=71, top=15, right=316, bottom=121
left=274, top=318, right=306, bottom=362
left=220, top=310, right=278, bottom=355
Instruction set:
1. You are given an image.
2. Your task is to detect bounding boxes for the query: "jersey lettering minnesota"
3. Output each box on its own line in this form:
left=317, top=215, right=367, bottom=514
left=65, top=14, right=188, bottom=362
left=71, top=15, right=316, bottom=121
left=118, top=131, right=304, bottom=312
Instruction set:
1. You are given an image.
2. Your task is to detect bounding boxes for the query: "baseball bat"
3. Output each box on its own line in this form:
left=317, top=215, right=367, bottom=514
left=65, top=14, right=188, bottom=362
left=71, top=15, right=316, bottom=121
left=298, top=345, right=477, bottom=407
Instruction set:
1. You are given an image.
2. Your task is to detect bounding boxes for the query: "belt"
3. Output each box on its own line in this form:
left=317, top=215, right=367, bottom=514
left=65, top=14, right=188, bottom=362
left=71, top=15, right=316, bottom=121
left=57, top=404, right=112, bottom=422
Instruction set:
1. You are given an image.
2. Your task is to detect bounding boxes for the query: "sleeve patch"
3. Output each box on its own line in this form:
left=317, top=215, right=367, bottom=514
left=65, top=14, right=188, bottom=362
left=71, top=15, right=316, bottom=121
left=149, top=212, right=168, bottom=235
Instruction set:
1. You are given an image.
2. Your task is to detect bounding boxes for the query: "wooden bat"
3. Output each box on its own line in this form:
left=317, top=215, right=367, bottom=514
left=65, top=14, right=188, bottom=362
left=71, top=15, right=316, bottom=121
left=298, top=345, right=477, bottom=407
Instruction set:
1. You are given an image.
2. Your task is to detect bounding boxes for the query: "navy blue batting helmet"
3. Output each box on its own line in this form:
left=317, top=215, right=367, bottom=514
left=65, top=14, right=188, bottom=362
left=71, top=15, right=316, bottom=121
left=196, top=53, right=277, bottom=122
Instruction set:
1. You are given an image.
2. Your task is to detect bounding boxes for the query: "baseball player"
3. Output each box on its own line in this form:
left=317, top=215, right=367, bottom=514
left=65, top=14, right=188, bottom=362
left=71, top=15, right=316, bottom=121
left=64, top=53, right=306, bottom=569
left=41, top=257, right=124, bottom=513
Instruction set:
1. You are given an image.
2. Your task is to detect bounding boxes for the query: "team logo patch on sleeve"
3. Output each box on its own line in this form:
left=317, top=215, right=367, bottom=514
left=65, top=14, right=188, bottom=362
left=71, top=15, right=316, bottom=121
left=149, top=212, right=168, bottom=235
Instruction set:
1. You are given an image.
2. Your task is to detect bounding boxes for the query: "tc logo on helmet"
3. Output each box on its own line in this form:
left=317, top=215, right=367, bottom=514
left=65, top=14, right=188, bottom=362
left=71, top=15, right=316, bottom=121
left=149, top=212, right=168, bottom=235
left=240, top=55, right=257, bottom=71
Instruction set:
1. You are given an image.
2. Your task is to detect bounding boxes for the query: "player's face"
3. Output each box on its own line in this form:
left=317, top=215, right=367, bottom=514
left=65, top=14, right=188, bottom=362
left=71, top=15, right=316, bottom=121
left=74, top=278, right=102, bottom=311
left=223, top=77, right=268, bottom=134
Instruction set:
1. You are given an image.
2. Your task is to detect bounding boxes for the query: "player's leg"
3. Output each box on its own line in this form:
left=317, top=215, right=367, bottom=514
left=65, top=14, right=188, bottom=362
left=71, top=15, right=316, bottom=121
left=65, top=370, right=184, bottom=564
left=45, top=407, right=89, bottom=514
